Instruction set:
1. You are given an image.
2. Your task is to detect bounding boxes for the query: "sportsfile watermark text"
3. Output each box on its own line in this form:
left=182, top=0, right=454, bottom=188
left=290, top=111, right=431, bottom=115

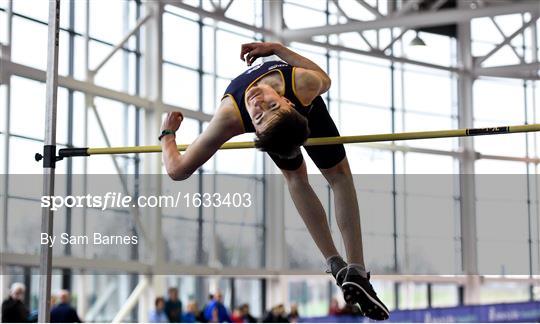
left=41, top=192, right=253, bottom=211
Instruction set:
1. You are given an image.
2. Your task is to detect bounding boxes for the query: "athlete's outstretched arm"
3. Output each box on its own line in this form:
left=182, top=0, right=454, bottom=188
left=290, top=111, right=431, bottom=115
left=240, top=42, right=331, bottom=92
left=161, top=104, right=241, bottom=181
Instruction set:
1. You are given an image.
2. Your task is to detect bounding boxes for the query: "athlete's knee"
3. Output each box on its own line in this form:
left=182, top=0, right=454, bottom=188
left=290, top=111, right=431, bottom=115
left=322, top=157, right=352, bottom=186
left=282, top=164, right=309, bottom=186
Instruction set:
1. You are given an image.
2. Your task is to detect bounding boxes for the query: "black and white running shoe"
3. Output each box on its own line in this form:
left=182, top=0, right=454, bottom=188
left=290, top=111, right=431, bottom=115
left=342, top=269, right=390, bottom=321
left=325, top=257, right=348, bottom=288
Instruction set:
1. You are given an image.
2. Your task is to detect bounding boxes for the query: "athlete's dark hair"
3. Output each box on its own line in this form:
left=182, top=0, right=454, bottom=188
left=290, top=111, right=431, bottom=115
left=255, top=109, right=310, bottom=159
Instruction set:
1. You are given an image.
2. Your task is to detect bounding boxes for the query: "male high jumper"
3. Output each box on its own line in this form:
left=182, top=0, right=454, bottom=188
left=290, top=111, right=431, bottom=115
left=160, top=42, right=389, bottom=320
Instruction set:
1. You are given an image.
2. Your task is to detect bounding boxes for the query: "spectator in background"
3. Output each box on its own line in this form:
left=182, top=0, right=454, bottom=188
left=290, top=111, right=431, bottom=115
left=262, top=304, right=289, bottom=323
left=203, top=291, right=231, bottom=323
left=329, top=297, right=343, bottom=316
left=288, top=303, right=299, bottom=323
left=231, top=307, right=243, bottom=323
left=165, top=287, right=183, bottom=322
left=1, top=282, right=29, bottom=323
left=149, top=297, right=169, bottom=323
left=341, top=303, right=362, bottom=316
left=199, top=294, right=214, bottom=323
left=182, top=300, right=202, bottom=323
left=50, top=290, right=81, bottom=323
left=239, top=304, right=257, bottom=323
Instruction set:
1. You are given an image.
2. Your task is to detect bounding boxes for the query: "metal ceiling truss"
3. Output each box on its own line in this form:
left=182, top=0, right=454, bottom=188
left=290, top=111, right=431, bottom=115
left=166, top=0, right=539, bottom=80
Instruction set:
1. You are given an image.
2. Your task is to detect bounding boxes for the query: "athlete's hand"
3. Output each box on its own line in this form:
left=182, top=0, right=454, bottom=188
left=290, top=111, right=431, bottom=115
left=240, top=42, right=280, bottom=66
left=162, top=111, right=184, bottom=132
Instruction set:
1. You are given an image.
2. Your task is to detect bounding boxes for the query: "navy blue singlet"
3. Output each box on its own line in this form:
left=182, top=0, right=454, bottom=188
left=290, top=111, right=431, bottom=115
left=222, top=60, right=346, bottom=170
left=222, top=60, right=308, bottom=133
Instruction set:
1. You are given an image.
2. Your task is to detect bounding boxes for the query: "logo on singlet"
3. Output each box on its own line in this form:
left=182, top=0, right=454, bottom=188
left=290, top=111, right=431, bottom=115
left=267, top=63, right=287, bottom=71
left=245, top=63, right=263, bottom=74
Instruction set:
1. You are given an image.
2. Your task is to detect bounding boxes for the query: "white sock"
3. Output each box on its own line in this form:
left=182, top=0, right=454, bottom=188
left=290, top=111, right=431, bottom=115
left=326, top=255, right=344, bottom=268
left=348, top=263, right=368, bottom=278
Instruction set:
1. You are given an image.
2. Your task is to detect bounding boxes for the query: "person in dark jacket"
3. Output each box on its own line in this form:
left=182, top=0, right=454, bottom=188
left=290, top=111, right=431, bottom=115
left=1, top=282, right=29, bottom=323
left=239, top=304, right=257, bottom=323
left=50, top=290, right=81, bottom=323
left=164, top=287, right=183, bottom=322
left=287, top=303, right=299, bottom=323
left=262, top=304, right=288, bottom=323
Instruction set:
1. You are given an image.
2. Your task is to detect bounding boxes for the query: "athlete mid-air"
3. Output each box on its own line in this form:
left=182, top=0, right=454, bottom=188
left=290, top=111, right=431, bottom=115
left=160, top=42, right=390, bottom=321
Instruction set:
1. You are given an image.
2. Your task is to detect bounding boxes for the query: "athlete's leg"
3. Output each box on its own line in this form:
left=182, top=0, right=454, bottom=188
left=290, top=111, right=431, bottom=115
left=320, top=156, right=389, bottom=320
left=320, top=156, right=365, bottom=266
left=281, top=160, right=340, bottom=260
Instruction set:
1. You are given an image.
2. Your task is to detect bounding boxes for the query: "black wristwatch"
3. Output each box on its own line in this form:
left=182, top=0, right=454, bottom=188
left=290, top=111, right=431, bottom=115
left=159, top=130, right=175, bottom=141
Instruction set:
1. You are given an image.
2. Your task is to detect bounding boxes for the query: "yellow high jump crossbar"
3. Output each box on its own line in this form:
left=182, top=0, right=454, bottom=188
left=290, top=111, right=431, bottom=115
left=35, top=123, right=540, bottom=162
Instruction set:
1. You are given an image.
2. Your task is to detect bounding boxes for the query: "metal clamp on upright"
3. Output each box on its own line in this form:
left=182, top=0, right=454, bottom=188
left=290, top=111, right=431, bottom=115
left=35, top=147, right=90, bottom=164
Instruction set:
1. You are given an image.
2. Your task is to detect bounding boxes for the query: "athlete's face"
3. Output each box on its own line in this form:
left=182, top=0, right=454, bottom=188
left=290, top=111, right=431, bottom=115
left=245, top=84, right=294, bottom=133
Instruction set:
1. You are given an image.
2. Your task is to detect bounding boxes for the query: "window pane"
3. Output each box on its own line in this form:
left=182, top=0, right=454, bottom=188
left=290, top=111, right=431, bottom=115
left=358, top=192, right=394, bottom=235
left=163, top=13, right=199, bottom=68
left=288, top=278, right=329, bottom=317
left=346, top=148, right=393, bottom=174
left=286, top=229, right=324, bottom=269
left=340, top=103, right=392, bottom=135
left=363, top=236, right=396, bottom=273
left=475, top=159, right=526, bottom=174
left=89, top=97, right=128, bottom=147
left=10, top=77, right=45, bottom=140
left=399, top=283, right=428, bottom=309
left=202, top=74, right=217, bottom=114
left=8, top=137, right=43, bottom=174
left=163, top=218, right=201, bottom=264
left=431, top=284, right=458, bottom=308
left=216, top=30, right=255, bottom=79
left=12, top=17, right=47, bottom=70
left=397, top=111, right=457, bottom=150
left=11, top=0, right=56, bottom=27
left=225, top=0, right=261, bottom=27
left=474, top=79, right=524, bottom=123
left=89, top=0, right=125, bottom=44
left=234, top=279, right=262, bottom=317
left=89, top=41, right=126, bottom=92
left=0, top=10, right=7, bottom=44
left=0, top=85, right=6, bottom=133
left=163, top=63, right=199, bottom=110
left=479, top=282, right=531, bottom=304
left=403, top=153, right=455, bottom=174
left=478, top=241, right=530, bottom=275
left=283, top=3, right=326, bottom=29
left=401, top=32, right=454, bottom=67
left=402, top=68, right=454, bottom=116
left=339, top=59, right=390, bottom=108
left=211, top=223, right=263, bottom=268
left=0, top=134, right=4, bottom=172
left=7, top=198, right=41, bottom=254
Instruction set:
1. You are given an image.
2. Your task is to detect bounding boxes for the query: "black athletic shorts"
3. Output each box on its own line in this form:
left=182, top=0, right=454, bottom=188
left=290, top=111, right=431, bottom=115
left=268, top=97, right=346, bottom=171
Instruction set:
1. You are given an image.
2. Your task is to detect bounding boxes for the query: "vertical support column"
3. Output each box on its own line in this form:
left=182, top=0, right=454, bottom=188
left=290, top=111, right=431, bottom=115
left=79, top=2, right=91, bottom=317
left=142, top=0, right=164, bottom=260
left=76, top=274, right=87, bottom=320
left=457, top=3, right=480, bottom=305
left=263, top=0, right=283, bottom=42
left=526, top=14, right=539, bottom=301
left=532, top=17, right=538, bottom=64
left=530, top=17, right=540, bottom=284
left=262, top=0, right=287, bottom=310
left=0, top=266, right=8, bottom=306
left=38, top=0, right=61, bottom=322
left=140, top=2, right=164, bottom=319
left=1, top=0, right=13, bottom=272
